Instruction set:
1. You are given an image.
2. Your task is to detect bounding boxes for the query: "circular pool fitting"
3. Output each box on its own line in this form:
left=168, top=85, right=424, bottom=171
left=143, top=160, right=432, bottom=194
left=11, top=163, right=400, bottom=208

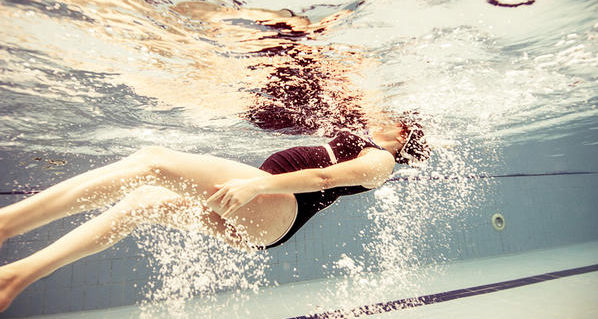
left=491, top=213, right=506, bottom=231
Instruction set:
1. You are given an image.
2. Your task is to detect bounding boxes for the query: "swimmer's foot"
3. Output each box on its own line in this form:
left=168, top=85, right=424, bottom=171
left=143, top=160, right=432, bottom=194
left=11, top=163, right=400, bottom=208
left=0, top=265, right=26, bottom=312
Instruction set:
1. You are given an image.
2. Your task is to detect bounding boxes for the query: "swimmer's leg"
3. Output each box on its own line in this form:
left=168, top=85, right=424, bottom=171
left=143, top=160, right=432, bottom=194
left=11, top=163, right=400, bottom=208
left=0, top=146, right=196, bottom=244
left=0, top=185, right=236, bottom=312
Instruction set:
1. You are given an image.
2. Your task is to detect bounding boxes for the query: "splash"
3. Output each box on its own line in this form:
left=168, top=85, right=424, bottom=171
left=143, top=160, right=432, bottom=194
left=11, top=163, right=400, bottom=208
left=314, top=114, right=497, bottom=314
left=132, top=209, right=271, bottom=318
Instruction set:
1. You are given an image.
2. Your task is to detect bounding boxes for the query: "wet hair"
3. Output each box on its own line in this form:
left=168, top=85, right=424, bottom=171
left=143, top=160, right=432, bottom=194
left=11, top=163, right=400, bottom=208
left=394, top=111, right=431, bottom=165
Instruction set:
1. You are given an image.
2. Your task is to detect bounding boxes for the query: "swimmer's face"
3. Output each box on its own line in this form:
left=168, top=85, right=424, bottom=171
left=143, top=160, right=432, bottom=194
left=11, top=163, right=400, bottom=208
left=379, top=122, right=409, bottom=143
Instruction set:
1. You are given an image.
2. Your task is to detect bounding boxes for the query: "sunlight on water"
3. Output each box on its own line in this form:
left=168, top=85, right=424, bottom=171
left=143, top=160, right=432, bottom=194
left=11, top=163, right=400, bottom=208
left=1, top=0, right=596, bottom=152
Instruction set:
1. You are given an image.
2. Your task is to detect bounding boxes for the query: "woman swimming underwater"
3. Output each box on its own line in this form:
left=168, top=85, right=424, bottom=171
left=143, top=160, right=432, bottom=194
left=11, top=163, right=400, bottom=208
left=0, top=115, right=430, bottom=311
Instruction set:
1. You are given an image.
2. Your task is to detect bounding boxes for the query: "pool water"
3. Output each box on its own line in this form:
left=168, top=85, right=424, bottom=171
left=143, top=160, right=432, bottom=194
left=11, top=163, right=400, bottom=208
left=1, top=0, right=598, bottom=318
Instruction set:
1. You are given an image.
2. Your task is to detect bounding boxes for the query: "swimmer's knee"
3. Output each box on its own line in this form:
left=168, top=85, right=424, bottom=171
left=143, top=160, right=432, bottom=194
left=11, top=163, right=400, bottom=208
left=131, top=145, right=171, bottom=160
left=125, top=146, right=172, bottom=174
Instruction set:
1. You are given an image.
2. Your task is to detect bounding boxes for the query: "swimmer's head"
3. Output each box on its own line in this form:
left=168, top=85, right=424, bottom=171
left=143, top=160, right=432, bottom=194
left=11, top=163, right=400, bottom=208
left=395, top=117, right=430, bottom=165
left=379, top=110, right=431, bottom=165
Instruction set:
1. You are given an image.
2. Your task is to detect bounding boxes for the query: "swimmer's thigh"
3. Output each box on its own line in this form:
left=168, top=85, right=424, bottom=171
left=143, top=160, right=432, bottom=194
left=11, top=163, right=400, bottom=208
left=154, top=149, right=297, bottom=246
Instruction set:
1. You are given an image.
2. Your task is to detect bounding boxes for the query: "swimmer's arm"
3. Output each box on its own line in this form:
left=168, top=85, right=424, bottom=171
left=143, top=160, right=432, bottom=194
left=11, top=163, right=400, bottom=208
left=207, top=150, right=394, bottom=216
left=257, top=149, right=395, bottom=193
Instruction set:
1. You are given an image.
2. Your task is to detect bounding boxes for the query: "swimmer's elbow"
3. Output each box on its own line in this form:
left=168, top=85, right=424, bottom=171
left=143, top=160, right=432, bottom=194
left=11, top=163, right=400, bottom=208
left=314, top=169, right=335, bottom=190
left=368, top=175, right=390, bottom=189
left=314, top=167, right=372, bottom=190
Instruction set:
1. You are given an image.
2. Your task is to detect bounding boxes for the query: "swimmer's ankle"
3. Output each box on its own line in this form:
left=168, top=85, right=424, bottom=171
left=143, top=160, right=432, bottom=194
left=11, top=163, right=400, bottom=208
left=0, top=222, right=6, bottom=249
left=0, top=216, right=13, bottom=249
left=0, top=213, right=18, bottom=248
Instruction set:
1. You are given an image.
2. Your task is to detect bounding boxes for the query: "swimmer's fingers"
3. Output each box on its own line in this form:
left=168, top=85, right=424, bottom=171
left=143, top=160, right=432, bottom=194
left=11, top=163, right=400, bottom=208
left=221, top=195, right=234, bottom=212
left=222, top=189, right=247, bottom=216
left=207, top=184, right=227, bottom=206
left=221, top=188, right=236, bottom=208
left=207, top=186, right=224, bottom=203
left=222, top=203, right=241, bottom=219
left=209, top=179, right=259, bottom=217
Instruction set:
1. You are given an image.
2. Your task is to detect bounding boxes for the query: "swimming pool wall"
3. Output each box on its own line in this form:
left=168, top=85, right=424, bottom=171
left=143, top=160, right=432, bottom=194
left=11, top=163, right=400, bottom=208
left=1, top=118, right=597, bottom=318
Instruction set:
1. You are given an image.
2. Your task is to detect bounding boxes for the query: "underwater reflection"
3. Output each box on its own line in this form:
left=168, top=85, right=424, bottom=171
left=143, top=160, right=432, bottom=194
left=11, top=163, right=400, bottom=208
left=171, top=1, right=372, bottom=136
left=1, top=0, right=376, bottom=135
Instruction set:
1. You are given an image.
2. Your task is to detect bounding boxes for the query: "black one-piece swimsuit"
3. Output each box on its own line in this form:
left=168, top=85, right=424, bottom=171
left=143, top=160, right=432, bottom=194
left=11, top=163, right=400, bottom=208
left=258, top=131, right=384, bottom=249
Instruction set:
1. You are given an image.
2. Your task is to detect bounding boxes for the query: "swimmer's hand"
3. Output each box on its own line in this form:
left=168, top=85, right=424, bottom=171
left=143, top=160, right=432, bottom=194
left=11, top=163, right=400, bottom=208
left=207, top=178, right=261, bottom=218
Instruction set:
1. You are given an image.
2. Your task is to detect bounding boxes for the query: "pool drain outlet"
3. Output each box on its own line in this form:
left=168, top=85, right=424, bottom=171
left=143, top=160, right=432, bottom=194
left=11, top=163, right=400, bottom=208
left=492, top=213, right=505, bottom=231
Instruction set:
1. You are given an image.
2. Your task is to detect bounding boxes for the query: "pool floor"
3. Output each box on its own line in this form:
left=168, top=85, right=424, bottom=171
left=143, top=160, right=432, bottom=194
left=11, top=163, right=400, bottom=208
left=20, top=241, right=598, bottom=319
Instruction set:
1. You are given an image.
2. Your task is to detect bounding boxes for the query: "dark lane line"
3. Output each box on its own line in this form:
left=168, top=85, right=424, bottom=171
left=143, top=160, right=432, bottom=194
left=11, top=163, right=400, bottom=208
left=288, top=263, right=598, bottom=319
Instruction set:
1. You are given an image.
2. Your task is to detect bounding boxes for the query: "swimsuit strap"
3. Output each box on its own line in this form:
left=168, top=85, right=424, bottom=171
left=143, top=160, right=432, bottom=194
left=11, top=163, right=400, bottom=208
left=359, top=129, right=385, bottom=150
left=323, top=143, right=338, bottom=164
